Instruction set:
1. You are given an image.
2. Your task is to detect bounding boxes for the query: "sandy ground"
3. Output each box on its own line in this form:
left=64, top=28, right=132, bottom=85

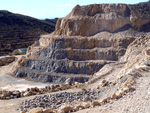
left=0, top=55, right=51, bottom=91
left=0, top=95, right=34, bottom=113
left=0, top=74, right=51, bottom=91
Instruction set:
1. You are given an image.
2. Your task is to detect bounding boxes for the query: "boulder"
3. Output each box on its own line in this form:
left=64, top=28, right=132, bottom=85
left=74, top=104, right=84, bottom=111
left=81, top=102, right=91, bottom=108
left=28, top=108, right=43, bottom=113
left=0, top=56, right=15, bottom=66
left=91, top=100, right=101, bottom=106
left=59, top=84, right=68, bottom=90
left=20, top=111, right=25, bottom=113
left=23, top=91, right=30, bottom=97
left=60, top=105, right=73, bottom=113
left=43, top=108, right=54, bottom=113
left=65, top=78, right=72, bottom=85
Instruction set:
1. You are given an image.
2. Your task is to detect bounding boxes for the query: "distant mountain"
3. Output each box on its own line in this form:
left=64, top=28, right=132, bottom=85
left=0, top=10, right=58, bottom=56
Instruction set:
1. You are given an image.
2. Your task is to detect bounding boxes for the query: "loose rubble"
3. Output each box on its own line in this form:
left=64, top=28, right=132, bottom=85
left=0, top=83, right=72, bottom=100
left=18, top=74, right=134, bottom=113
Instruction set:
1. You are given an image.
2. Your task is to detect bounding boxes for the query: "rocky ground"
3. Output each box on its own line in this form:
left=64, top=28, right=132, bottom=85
left=76, top=76, right=150, bottom=113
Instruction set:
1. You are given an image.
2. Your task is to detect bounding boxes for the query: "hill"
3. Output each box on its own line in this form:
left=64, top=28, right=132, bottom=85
left=0, top=10, right=58, bottom=56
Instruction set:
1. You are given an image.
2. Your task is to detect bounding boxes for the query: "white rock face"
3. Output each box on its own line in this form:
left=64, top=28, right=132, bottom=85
left=53, top=3, right=150, bottom=36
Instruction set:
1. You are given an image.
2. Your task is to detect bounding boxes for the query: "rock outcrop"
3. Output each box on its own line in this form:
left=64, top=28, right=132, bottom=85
left=0, top=56, right=15, bottom=66
left=0, top=10, right=58, bottom=56
left=53, top=2, right=150, bottom=36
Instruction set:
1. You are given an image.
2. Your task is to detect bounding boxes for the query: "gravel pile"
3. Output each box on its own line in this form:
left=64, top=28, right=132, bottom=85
left=19, top=90, right=101, bottom=112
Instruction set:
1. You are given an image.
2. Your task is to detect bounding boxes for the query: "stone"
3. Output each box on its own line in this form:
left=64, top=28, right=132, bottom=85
left=45, top=86, right=51, bottom=90
left=12, top=91, right=20, bottom=96
left=20, top=111, right=25, bottom=113
left=43, top=108, right=54, bottom=113
left=81, top=102, right=91, bottom=108
left=0, top=56, right=15, bottom=66
left=23, top=91, right=30, bottom=97
left=65, top=78, right=72, bottom=85
left=96, top=86, right=100, bottom=89
left=99, top=97, right=111, bottom=103
left=60, top=105, right=73, bottom=113
left=59, top=84, right=68, bottom=90
left=115, top=91, right=123, bottom=98
left=74, top=104, right=84, bottom=111
left=74, top=82, right=79, bottom=86
left=111, top=93, right=117, bottom=99
left=91, top=100, right=101, bottom=106
left=50, top=85, right=55, bottom=90
left=101, top=80, right=109, bottom=87
left=123, top=86, right=130, bottom=93
left=29, top=108, right=43, bottom=113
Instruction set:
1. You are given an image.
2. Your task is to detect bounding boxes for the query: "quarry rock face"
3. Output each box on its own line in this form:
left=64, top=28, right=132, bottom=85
left=12, top=2, right=150, bottom=84
left=53, top=3, right=150, bottom=36
left=13, top=31, right=136, bottom=83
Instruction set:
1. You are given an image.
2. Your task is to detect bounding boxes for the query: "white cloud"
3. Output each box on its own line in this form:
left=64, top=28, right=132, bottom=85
left=56, top=4, right=63, bottom=7
left=64, top=4, right=72, bottom=7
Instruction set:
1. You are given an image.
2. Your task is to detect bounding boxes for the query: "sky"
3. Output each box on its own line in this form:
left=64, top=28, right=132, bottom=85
left=0, top=0, right=148, bottom=19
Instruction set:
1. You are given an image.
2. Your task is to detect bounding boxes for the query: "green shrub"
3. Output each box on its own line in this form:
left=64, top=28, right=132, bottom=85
left=82, top=88, right=87, bottom=91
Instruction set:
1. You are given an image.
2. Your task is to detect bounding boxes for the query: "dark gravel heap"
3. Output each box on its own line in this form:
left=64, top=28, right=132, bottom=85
left=19, top=90, right=101, bottom=112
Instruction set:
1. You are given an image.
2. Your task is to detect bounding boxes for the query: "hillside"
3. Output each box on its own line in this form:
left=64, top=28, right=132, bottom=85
left=0, top=10, right=58, bottom=56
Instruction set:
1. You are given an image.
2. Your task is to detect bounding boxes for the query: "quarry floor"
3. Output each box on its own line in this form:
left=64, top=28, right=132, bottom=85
left=0, top=55, right=51, bottom=91
left=0, top=56, right=150, bottom=113
left=0, top=73, right=149, bottom=113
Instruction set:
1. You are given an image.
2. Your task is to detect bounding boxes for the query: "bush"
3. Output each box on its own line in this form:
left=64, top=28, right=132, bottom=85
left=82, top=88, right=87, bottom=91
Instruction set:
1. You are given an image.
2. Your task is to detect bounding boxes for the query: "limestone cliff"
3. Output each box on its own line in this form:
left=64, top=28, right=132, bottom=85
left=12, top=2, right=150, bottom=84
left=53, top=2, right=150, bottom=36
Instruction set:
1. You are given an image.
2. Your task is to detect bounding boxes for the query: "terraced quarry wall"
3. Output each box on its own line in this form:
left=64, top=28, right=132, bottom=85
left=13, top=31, right=136, bottom=83
left=12, top=2, right=150, bottom=84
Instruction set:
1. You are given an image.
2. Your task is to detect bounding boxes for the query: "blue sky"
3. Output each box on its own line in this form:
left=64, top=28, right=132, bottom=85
left=0, top=0, right=148, bottom=19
